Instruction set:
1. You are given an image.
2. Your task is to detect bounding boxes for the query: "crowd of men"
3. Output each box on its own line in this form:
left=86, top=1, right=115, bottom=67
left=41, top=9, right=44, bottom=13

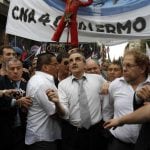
left=0, top=44, right=150, bottom=150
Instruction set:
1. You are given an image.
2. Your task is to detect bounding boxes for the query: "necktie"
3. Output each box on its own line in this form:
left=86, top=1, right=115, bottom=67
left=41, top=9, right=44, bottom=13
left=12, top=81, right=21, bottom=127
left=77, top=78, right=91, bottom=129
left=12, top=81, right=18, bottom=89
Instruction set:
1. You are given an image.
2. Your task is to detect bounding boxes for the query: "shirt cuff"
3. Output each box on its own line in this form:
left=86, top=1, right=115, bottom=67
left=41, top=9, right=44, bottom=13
left=11, top=98, right=17, bottom=107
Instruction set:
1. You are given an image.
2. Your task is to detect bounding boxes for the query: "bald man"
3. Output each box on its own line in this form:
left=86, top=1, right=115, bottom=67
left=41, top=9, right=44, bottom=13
left=86, top=59, right=101, bottom=74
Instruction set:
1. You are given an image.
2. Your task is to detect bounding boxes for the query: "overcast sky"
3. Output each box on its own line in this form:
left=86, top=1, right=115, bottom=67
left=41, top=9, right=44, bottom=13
left=109, top=42, right=127, bottom=61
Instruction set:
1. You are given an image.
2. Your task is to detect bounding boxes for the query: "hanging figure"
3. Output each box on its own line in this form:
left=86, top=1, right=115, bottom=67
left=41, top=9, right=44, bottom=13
left=51, top=0, right=93, bottom=47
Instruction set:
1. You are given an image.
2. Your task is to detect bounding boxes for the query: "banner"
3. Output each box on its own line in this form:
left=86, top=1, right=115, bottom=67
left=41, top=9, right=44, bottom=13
left=6, top=0, right=150, bottom=45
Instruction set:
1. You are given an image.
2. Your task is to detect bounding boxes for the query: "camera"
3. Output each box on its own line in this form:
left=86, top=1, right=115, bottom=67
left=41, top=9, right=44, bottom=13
left=13, top=89, right=25, bottom=98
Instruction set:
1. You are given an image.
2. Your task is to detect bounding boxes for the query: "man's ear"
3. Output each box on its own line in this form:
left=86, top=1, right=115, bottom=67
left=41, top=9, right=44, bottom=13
left=41, top=64, right=47, bottom=72
left=140, top=65, right=147, bottom=75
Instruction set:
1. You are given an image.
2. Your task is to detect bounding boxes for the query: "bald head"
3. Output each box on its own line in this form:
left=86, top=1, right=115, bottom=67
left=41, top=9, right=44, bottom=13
left=86, top=59, right=101, bottom=74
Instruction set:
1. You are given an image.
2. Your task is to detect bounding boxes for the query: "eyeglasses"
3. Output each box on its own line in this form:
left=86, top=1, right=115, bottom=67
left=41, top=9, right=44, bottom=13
left=48, top=63, right=58, bottom=67
left=122, top=64, right=138, bottom=69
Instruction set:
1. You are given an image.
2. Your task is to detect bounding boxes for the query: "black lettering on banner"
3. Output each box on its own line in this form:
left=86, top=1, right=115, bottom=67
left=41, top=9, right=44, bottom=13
left=12, top=6, right=19, bottom=20
left=11, top=6, right=147, bottom=35
left=105, top=24, right=115, bottom=33
left=19, top=7, right=29, bottom=22
left=12, top=6, right=36, bottom=23
left=38, top=13, right=50, bottom=26
left=78, top=22, right=86, bottom=30
left=53, top=16, right=62, bottom=27
left=117, top=20, right=131, bottom=34
left=28, top=9, right=36, bottom=23
left=88, top=22, right=93, bottom=31
left=133, top=17, right=146, bottom=32
left=95, top=24, right=104, bottom=32
left=19, top=8, right=36, bottom=23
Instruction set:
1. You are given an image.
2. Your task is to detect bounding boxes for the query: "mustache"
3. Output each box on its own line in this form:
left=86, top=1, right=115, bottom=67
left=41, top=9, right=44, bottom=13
left=72, top=65, right=78, bottom=68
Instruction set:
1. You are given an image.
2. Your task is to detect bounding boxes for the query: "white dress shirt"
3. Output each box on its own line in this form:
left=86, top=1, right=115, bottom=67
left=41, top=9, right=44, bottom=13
left=25, top=71, right=61, bottom=145
left=109, top=77, right=150, bottom=143
left=58, top=73, right=107, bottom=127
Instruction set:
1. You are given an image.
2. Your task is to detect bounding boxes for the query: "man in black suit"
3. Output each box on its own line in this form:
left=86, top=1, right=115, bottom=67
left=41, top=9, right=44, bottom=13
left=0, top=45, right=30, bottom=81
left=0, top=45, right=16, bottom=76
left=0, top=58, right=32, bottom=150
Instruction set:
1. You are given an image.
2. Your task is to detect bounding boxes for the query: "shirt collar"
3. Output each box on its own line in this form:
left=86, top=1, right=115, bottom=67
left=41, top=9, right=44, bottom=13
left=35, top=71, right=54, bottom=82
left=71, top=73, right=87, bottom=82
left=141, top=76, right=150, bottom=85
left=11, top=80, right=21, bottom=88
left=119, top=77, right=126, bottom=82
left=119, top=76, right=150, bottom=85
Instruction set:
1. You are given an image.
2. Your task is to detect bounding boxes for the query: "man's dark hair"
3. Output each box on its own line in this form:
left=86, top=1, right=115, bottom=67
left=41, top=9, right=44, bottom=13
left=111, top=59, right=123, bottom=71
left=57, top=52, right=69, bottom=64
left=0, top=45, right=15, bottom=55
left=69, top=50, right=86, bottom=63
left=36, top=52, right=56, bottom=71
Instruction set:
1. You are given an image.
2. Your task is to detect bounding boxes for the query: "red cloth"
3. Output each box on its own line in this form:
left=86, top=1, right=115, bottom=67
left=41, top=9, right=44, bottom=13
left=51, top=0, right=93, bottom=47
left=21, top=51, right=28, bottom=61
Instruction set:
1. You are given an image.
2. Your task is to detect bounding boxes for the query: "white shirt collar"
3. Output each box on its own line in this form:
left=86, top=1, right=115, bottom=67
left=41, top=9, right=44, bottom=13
left=118, top=76, right=150, bottom=85
left=71, top=73, right=87, bottom=82
left=35, top=71, right=54, bottom=81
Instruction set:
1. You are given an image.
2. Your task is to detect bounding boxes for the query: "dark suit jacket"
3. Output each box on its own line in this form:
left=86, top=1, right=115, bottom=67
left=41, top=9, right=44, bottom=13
left=133, top=95, right=150, bottom=150
left=0, top=75, right=27, bottom=148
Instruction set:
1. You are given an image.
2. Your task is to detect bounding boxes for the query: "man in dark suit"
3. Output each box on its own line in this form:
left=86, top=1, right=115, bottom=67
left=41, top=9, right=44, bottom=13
left=0, top=45, right=30, bottom=81
left=0, top=58, right=32, bottom=150
left=0, top=45, right=16, bottom=76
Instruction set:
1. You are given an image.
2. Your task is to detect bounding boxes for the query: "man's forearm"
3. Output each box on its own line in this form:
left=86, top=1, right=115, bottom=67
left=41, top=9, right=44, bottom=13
left=55, top=101, right=66, bottom=117
left=119, top=104, right=150, bottom=125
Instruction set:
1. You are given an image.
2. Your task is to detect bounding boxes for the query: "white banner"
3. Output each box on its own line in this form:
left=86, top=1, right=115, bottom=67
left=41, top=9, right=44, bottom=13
left=6, top=0, right=150, bottom=45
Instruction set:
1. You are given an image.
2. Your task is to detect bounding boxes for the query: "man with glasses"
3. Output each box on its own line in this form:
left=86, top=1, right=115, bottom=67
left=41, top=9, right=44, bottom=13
left=104, top=84, right=150, bottom=150
left=105, top=49, right=149, bottom=150
left=25, top=53, right=61, bottom=150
